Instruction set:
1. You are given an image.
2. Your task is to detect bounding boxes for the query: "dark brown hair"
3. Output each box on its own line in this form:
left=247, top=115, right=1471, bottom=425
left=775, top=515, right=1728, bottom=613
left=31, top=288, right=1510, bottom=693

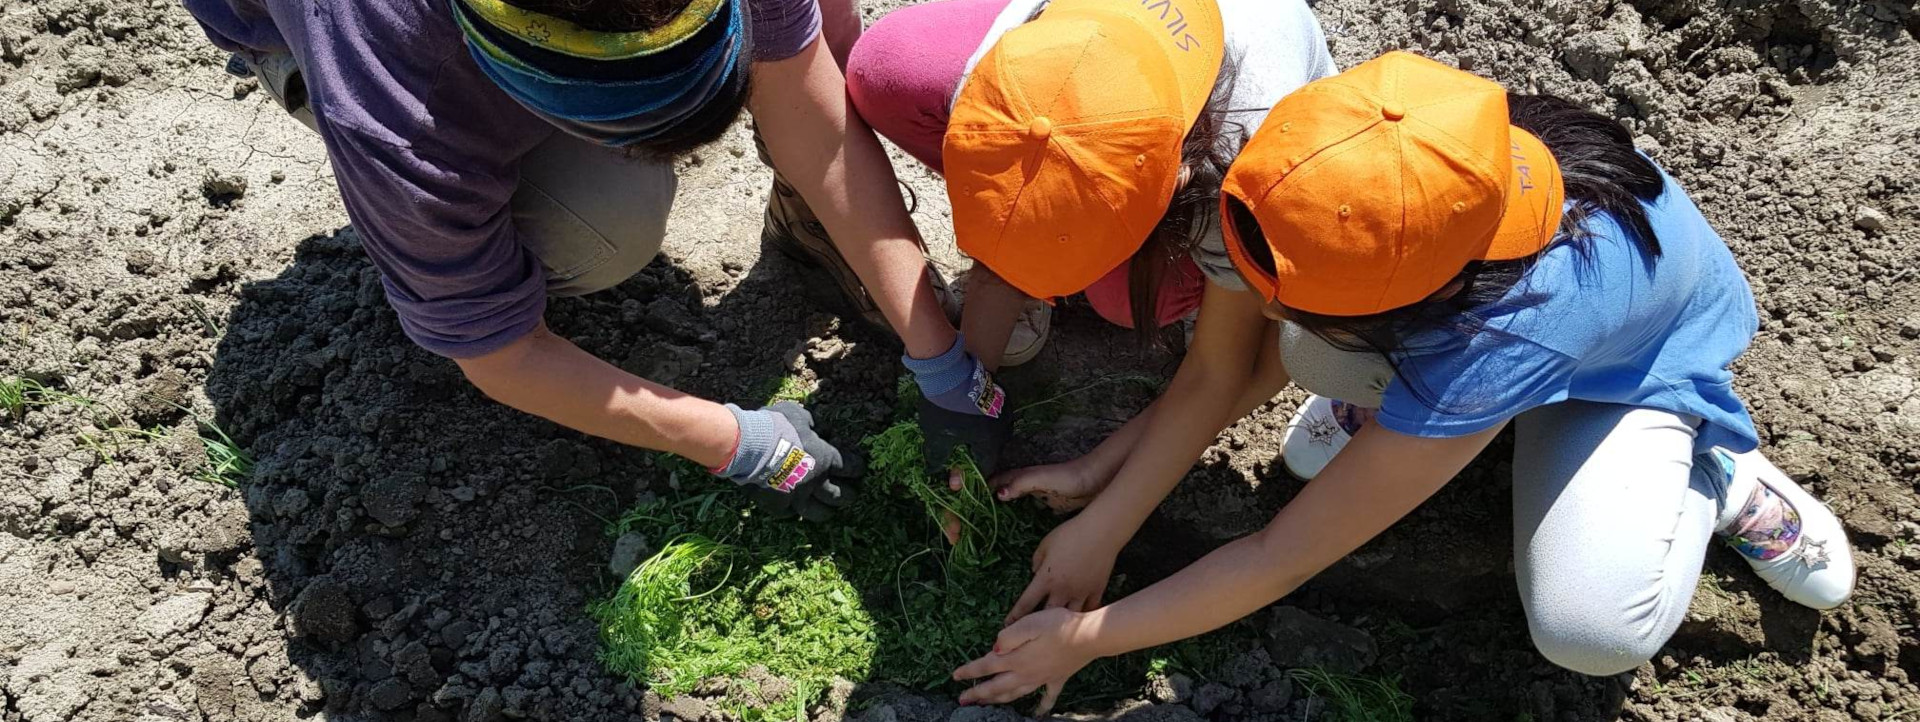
left=1228, top=93, right=1667, bottom=408
left=1123, top=51, right=1246, bottom=343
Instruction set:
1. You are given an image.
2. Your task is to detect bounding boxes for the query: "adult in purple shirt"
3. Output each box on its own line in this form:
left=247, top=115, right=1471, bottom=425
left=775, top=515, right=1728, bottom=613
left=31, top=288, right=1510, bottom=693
left=181, top=0, right=1014, bottom=515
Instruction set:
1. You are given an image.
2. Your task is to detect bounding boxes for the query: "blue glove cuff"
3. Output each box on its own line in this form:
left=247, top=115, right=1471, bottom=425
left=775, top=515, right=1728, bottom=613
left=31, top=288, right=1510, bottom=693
left=718, top=404, right=776, bottom=483
left=902, top=334, right=974, bottom=397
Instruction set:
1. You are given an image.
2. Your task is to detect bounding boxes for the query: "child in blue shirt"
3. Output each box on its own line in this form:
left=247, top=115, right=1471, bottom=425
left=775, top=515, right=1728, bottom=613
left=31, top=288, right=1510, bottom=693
left=956, top=53, right=1855, bottom=712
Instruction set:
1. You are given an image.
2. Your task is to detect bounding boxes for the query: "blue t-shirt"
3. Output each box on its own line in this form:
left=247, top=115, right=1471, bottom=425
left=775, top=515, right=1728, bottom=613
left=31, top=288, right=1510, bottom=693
left=1377, top=169, right=1761, bottom=454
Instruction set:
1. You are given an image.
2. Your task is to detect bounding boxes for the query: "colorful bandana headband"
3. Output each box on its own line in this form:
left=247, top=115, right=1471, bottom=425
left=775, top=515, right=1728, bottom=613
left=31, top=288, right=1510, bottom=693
left=453, top=0, right=745, bottom=146
left=461, top=0, right=727, bottom=60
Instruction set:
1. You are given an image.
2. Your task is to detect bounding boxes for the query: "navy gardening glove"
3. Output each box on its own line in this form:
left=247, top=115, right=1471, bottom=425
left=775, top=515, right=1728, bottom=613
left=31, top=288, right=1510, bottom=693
left=714, top=402, right=858, bottom=521
left=905, top=334, right=1013, bottom=477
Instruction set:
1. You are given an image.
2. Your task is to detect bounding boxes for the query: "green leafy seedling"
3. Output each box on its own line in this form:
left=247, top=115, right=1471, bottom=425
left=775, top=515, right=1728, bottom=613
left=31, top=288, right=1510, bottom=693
left=592, top=375, right=1257, bottom=716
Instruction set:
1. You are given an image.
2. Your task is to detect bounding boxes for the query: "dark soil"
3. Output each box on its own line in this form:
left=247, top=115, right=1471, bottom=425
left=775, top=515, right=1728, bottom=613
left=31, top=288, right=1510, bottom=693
left=1, top=0, right=1915, bottom=720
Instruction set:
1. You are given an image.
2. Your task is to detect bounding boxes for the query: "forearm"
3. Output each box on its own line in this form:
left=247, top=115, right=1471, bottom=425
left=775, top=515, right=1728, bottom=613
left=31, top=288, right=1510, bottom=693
left=1075, top=287, right=1279, bottom=541
left=1081, top=424, right=1501, bottom=658
left=749, top=41, right=956, bottom=359
left=1067, top=322, right=1287, bottom=503
left=455, top=325, right=737, bottom=468
left=1082, top=530, right=1303, bottom=657
left=1073, top=363, right=1251, bottom=542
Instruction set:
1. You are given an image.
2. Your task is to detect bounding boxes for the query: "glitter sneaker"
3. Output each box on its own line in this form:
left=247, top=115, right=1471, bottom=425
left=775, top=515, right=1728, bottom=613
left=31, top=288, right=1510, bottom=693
left=1280, top=395, right=1372, bottom=480
left=1709, top=448, right=1856, bottom=610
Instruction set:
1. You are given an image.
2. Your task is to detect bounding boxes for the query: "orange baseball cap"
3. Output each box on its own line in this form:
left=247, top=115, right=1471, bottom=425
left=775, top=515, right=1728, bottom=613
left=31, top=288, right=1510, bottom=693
left=943, top=0, right=1225, bottom=299
left=1219, top=51, right=1565, bottom=316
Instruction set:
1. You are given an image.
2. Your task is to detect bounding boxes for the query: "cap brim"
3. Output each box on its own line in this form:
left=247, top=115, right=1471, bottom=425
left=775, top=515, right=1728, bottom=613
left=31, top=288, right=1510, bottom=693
left=1217, top=188, right=1280, bottom=301
left=1483, top=127, right=1565, bottom=261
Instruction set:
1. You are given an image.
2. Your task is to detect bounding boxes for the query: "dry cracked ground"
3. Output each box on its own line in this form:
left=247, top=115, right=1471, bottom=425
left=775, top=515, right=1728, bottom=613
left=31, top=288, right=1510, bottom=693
left=2, top=0, right=1917, bottom=720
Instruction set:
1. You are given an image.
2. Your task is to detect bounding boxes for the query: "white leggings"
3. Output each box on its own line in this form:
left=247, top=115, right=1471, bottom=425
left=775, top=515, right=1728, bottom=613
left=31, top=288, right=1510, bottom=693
left=1280, top=323, right=1740, bottom=676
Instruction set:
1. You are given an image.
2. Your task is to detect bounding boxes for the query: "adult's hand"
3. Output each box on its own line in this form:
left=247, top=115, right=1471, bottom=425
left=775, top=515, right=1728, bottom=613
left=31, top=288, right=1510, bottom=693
left=724, top=402, right=860, bottom=521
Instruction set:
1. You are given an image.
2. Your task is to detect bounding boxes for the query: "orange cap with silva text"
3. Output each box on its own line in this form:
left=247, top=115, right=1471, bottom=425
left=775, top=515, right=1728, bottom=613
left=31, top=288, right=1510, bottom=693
left=1219, top=51, right=1566, bottom=316
left=943, top=0, right=1225, bottom=299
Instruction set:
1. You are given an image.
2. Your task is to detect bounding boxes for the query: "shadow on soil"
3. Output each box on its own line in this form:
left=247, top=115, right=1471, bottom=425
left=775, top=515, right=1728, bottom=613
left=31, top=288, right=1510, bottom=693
left=199, top=226, right=912, bottom=719
left=197, top=229, right=1830, bottom=721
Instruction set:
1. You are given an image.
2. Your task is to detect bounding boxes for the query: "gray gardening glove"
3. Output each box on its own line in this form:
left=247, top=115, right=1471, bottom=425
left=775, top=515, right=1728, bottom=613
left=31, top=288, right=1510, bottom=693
left=904, top=335, right=1013, bottom=477
left=715, top=401, right=858, bottom=521
left=918, top=395, right=1013, bottom=479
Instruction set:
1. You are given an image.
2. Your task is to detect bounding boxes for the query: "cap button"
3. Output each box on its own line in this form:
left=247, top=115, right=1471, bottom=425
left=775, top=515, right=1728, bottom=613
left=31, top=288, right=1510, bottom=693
left=1382, top=102, right=1405, bottom=121
left=1028, top=116, right=1053, bottom=140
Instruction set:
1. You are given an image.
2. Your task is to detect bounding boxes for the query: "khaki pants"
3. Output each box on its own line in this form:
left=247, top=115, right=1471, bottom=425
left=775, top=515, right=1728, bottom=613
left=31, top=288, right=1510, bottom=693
left=245, top=52, right=674, bottom=297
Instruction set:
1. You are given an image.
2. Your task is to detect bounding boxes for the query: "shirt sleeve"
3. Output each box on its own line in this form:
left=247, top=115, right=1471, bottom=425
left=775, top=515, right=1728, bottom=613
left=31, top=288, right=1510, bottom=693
left=1376, top=335, right=1578, bottom=439
left=748, top=0, right=824, bottom=62
left=182, top=0, right=290, bottom=55
left=320, top=125, right=548, bottom=359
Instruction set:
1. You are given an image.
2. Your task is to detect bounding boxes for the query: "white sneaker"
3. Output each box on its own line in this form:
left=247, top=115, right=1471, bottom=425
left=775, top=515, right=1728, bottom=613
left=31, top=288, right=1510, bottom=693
left=1280, top=395, right=1370, bottom=480
left=1710, top=449, right=1856, bottom=610
left=950, top=270, right=1052, bottom=368
left=1000, top=298, right=1052, bottom=368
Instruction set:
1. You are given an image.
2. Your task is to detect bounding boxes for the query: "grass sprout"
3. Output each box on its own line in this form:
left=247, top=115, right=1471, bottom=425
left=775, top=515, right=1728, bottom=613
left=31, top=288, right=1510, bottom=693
left=194, top=420, right=254, bottom=487
left=863, top=422, right=1036, bottom=572
left=0, top=376, right=31, bottom=417
left=2, top=377, right=251, bottom=486
left=1289, top=667, right=1415, bottom=722
left=758, top=375, right=816, bottom=405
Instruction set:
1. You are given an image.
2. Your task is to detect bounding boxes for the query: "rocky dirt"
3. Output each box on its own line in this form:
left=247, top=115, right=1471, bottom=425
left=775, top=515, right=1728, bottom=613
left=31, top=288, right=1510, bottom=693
left=2, top=0, right=1917, bottom=720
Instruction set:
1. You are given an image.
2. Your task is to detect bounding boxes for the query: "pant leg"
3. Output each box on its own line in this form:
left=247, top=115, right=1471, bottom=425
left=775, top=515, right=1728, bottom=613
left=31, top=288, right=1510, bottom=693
left=240, top=50, right=673, bottom=298
left=1511, top=401, right=1720, bottom=676
left=513, top=131, right=677, bottom=297
left=845, top=0, right=1012, bottom=171
left=1276, top=321, right=1393, bottom=407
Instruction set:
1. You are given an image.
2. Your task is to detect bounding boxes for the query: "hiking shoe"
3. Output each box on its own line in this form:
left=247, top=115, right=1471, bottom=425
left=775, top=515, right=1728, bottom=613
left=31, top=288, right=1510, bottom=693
left=1280, top=394, right=1371, bottom=480
left=1709, top=448, right=1855, bottom=610
left=756, top=133, right=958, bottom=333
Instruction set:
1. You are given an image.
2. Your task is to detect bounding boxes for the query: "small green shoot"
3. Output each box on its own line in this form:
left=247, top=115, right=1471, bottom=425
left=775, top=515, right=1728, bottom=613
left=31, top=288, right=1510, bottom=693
left=194, top=420, right=254, bottom=487
left=0, top=376, right=28, bottom=417
left=1289, top=667, right=1415, bottom=722
left=864, top=422, right=1036, bottom=571
left=1, top=377, right=250, bottom=486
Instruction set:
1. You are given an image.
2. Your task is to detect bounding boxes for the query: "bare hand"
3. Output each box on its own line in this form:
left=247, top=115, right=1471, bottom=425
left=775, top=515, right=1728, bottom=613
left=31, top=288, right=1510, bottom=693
left=954, top=608, right=1097, bottom=717
left=1005, top=516, right=1117, bottom=626
left=943, top=467, right=964, bottom=545
left=992, top=458, right=1109, bottom=513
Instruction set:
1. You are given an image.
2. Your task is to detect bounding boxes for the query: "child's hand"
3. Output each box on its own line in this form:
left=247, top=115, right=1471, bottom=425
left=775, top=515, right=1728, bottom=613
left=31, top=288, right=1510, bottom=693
left=1005, top=516, right=1118, bottom=626
left=992, top=458, right=1108, bottom=513
left=954, top=607, right=1098, bottom=718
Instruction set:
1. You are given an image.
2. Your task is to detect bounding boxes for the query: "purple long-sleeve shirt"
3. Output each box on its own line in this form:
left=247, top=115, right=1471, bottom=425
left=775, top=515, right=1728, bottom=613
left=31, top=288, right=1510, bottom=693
left=182, top=0, right=822, bottom=357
